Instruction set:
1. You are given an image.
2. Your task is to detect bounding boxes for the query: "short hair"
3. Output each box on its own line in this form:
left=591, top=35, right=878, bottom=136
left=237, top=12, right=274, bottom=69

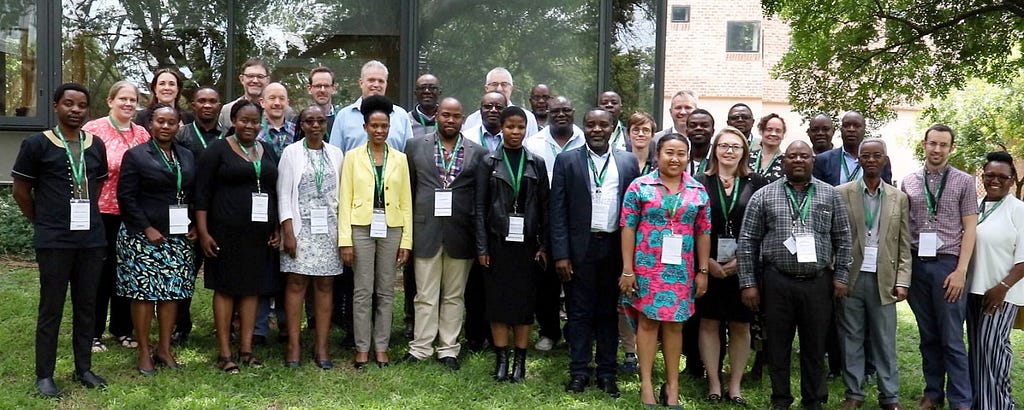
left=500, top=106, right=528, bottom=124
left=672, top=90, right=699, bottom=103
left=148, top=68, right=184, bottom=110
left=757, top=113, right=787, bottom=133
left=360, top=95, right=394, bottom=123
left=53, top=83, right=90, bottom=105
left=857, top=138, right=887, bottom=156
left=481, top=91, right=508, bottom=105
left=107, top=80, right=139, bottom=101
left=361, top=60, right=389, bottom=78
left=485, top=67, right=514, bottom=86
left=656, top=132, right=690, bottom=153
left=148, top=103, right=181, bottom=126
left=308, top=66, right=334, bottom=84
left=985, top=151, right=1017, bottom=178
left=706, top=126, right=752, bottom=177
left=192, top=86, right=219, bottom=100
left=728, top=103, right=751, bottom=113
left=924, top=123, right=956, bottom=146
left=687, top=108, right=714, bottom=126
left=230, top=99, right=262, bottom=122
left=241, top=58, right=268, bottom=74
left=294, top=106, right=326, bottom=141
left=627, top=111, right=656, bottom=132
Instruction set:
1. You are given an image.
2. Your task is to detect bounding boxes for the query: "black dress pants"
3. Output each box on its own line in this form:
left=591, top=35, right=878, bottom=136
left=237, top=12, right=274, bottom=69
left=564, top=233, right=620, bottom=379
left=36, top=247, right=104, bottom=378
left=534, top=262, right=562, bottom=342
left=463, top=261, right=491, bottom=347
left=94, top=214, right=132, bottom=339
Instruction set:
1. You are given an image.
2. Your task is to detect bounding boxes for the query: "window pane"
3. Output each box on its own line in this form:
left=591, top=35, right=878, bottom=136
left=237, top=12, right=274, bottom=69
left=726, top=21, right=760, bottom=52
left=670, top=5, right=689, bottom=23
left=1, top=1, right=38, bottom=118
left=416, top=1, right=599, bottom=117
left=612, top=0, right=658, bottom=118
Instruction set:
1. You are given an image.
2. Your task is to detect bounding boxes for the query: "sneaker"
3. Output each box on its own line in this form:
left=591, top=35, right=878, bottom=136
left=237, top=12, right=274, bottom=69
left=535, top=337, right=555, bottom=351
left=619, top=353, right=638, bottom=374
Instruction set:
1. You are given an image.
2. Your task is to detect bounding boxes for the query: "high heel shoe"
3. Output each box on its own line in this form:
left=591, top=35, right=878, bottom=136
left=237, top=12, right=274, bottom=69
left=312, top=352, right=333, bottom=370
left=153, top=354, right=180, bottom=369
left=493, top=346, right=510, bottom=382
left=660, top=383, right=682, bottom=409
left=510, top=348, right=527, bottom=383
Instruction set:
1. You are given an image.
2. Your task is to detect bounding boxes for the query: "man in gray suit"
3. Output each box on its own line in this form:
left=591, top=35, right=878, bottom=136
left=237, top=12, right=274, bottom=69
left=403, top=97, right=487, bottom=371
left=836, top=139, right=910, bottom=410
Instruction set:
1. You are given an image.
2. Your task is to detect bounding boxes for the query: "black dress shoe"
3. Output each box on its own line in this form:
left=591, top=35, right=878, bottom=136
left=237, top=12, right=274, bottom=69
left=403, top=323, right=414, bottom=340
left=438, top=356, right=460, bottom=371
left=565, top=375, right=589, bottom=393
left=595, top=377, right=620, bottom=398
left=402, top=353, right=423, bottom=364
left=35, top=377, right=60, bottom=398
left=73, top=371, right=108, bottom=388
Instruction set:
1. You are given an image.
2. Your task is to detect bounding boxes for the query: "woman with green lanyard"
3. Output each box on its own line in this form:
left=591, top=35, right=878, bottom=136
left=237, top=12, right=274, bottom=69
left=694, top=127, right=768, bottom=405
left=628, top=112, right=658, bottom=175
left=474, top=106, right=549, bottom=382
left=749, top=113, right=786, bottom=182
left=337, top=95, right=413, bottom=369
left=83, top=80, right=151, bottom=352
left=277, top=106, right=345, bottom=369
left=114, top=104, right=198, bottom=375
left=195, top=99, right=281, bottom=373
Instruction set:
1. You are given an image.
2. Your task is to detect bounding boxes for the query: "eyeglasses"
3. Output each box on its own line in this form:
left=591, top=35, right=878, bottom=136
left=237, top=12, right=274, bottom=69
left=486, top=81, right=513, bottom=89
left=728, top=115, right=752, bottom=121
left=549, top=107, right=574, bottom=115
left=859, top=153, right=885, bottom=160
left=982, top=173, right=1013, bottom=182
left=242, top=73, right=268, bottom=80
left=716, top=143, right=744, bottom=152
left=785, top=153, right=813, bottom=161
left=309, top=84, right=334, bottom=90
left=481, top=103, right=505, bottom=111
left=302, top=119, right=327, bottom=125
left=416, top=85, right=441, bottom=92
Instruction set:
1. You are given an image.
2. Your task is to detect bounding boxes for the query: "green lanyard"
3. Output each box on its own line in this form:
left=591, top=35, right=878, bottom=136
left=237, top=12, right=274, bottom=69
left=588, top=152, right=612, bottom=191
left=641, top=161, right=652, bottom=175
left=756, top=150, right=779, bottom=174
left=437, top=134, right=463, bottom=186
left=502, top=148, right=526, bottom=209
left=841, top=154, right=861, bottom=182
left=548, top=139, right=571, bottom=157
left=234, top=135, right=263, bottom=192
left=610, top=122, right=624, bottom=148
left=691, top=156, right=707, bottom=175
left=717, top=177, right=742, bottom=219
left=304, top=139, right=327, bottom=194
left=978, top=196, right=1007, bottom=224
left=107, top=116, right=138, bottom=147
left=784, top=183, right=816, bottom=223
left=922, top=168, right=950, bottom=218
left=863, top=184, right=884, bottom=232
left=152, top=140, right=183, bottom=202
left=193, top=122, right=224, bottom=149
left=367, top=145, right=389, bottom=205
left=55, top=127, right=87, bottom=197
left=658, top=182, right=684, bottom=227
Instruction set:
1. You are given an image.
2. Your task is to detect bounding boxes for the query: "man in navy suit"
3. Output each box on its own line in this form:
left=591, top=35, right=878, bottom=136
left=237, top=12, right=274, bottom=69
left=813, top=111, right=892, bottom=186
left=550, top=108, right=640, bottom=398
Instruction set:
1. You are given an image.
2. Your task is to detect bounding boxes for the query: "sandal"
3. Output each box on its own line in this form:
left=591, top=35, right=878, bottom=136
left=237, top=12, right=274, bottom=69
left=91, top=338, right=107, bottom=353
left=729, top=395, right=748, bottom=406
left=238, top=351, right=263, bottom=368
left=116, top=335, right=139, bottom=348
left=706, top=393, right=723, bottom=403
left=217, top=356, right=240, bottom=374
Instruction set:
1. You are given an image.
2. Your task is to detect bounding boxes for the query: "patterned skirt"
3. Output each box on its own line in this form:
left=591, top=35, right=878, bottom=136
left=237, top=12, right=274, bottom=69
left=115, top=225, right=196, bottom=301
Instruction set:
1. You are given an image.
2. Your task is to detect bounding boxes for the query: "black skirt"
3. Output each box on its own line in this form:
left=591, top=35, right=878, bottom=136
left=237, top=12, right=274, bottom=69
left=203, top=222, right=280, bottom=296
left=484, top=235, right=539, bottom=325
left=696, top=274, right=753, bottom=323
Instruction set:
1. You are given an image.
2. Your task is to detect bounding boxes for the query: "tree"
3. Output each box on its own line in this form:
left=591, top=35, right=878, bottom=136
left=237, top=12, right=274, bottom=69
left=762, top=0, right=1024, bottom=123
left=918, top=74, right=1024, bottom=196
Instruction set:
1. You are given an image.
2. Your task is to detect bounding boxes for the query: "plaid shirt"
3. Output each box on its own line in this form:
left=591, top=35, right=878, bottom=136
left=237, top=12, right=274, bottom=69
left=738, top=176, right=853, bottom=288
left=258, top=120, right=296, bottom=157
left=434, top=136, right=466, bottom=187
left=901, top=165, right=978, bottom=256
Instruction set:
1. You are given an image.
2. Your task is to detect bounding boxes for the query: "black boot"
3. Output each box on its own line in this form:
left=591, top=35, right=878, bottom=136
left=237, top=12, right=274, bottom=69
left=493, top=347, right=510, bottom=382
left=510, top=348, right=527, bottom=383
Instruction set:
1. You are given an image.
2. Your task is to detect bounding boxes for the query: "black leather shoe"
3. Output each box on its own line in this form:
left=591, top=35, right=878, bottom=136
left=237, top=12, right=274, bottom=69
left=595, top=377, right=620, bottom=398
left=402, top=353, right=423, bottom=364
left=35, top=377, right=60, bottom=398
left=509, top=348, right=526, bottom=382
left=493, top=347, right=510, bottom=382
left=438, top=356, right=460, bottom=371
left=73, top=371, right=107, bottom=388
left=565, top=375, right=589, bottom=393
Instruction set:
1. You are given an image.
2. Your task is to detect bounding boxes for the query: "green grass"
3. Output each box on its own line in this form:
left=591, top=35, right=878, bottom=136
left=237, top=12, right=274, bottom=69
left=1, top=262, right=1022, bottom=409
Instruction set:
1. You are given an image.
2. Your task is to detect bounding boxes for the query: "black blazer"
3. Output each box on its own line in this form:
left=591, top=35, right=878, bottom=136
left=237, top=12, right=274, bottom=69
left=474, top=147, right=549, bottom=256
left=813, top=146, right=892, bottom=186
left=549, top=146, right=640, bottom=264
left=117, top=141, right=197, bottom=236
left=405, top=132, right=487, bottom=259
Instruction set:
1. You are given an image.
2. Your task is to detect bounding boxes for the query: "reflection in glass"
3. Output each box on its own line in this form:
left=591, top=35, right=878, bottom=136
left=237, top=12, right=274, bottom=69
left=726, top=21, right=761, bottom=53
left=1, top=1, right=38, bottom=118
left=611, top=0, right=657, bottom=121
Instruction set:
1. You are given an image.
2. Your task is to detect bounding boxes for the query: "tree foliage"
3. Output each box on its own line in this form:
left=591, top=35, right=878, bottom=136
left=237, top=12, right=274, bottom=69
left=762, top=0, right=1024, bottom=123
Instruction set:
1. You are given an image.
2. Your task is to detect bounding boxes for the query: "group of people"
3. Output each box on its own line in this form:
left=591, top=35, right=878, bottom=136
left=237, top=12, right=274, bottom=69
left=10, top=58, right=1023, bottom=410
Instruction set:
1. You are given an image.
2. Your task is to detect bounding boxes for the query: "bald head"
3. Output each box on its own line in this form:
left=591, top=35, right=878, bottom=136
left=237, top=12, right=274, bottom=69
left=783, top=140, right=815, bottom=182
left=260, top=82, right=289, bottom=121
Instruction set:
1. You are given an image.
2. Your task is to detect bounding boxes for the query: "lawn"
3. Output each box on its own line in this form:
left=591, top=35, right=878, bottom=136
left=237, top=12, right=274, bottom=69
left=1, top=261, right=1022, bottom=409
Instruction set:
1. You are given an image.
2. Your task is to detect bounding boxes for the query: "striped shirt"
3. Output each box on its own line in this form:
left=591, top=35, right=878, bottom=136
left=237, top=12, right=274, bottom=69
left=900, top=165, right=978, bottom=256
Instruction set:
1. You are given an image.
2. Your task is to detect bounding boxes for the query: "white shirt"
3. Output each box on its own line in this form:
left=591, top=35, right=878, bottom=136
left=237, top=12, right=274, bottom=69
left=970, top=195, right=1024, bottom=306
left=587, top=147, right=620, bottom=233
left=461, top=104, right=539, bottom=138
left=524, top=124, right=585, bottom=186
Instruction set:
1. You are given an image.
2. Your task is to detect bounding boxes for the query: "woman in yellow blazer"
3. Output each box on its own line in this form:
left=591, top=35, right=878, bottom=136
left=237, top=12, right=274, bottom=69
left=338, top=95, right=413, bottom=369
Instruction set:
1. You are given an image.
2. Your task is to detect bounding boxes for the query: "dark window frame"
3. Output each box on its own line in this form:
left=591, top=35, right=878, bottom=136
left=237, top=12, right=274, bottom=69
left=670, top=5, right=690, bottom=23
left=726, top=20, right=761, bottom=53
left=0, top=1, right=59, bottom=131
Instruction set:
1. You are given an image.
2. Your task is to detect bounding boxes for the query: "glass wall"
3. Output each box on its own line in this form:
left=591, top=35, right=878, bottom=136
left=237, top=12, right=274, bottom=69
left=611, top=0, right=658, bottom=119
left=1, top=1, right=39, bottom=119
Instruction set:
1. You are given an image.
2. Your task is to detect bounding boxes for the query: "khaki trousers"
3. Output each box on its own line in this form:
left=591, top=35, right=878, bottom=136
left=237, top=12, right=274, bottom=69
left=407, top=248, right=472, bottom=359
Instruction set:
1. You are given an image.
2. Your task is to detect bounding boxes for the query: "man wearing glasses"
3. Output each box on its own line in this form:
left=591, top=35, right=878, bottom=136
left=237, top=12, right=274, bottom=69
left=409, top=74, right=441, bottom=140
left=328, top=60, right=414, bottom=152
left=813, top=111, right=892, bottom=186
left=529, top=84, right=552, bottom=130
left=461, top=67, right=539, bottom=137
left=218, top=58, right=272, bottom=131
left=726, top=103, right=761, bottom=152
left=306, top=67, right=338, bottom=141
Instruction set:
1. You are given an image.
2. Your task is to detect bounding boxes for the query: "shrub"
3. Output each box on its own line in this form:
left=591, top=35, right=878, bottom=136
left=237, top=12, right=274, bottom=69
left=0, top=186, right=35, bottom=258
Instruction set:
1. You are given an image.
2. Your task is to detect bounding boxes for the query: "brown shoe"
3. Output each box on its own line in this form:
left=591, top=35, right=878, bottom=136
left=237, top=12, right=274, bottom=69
left=880, top=403, right=902, bottom=410
left=840, top=398, right=863, bottom=408
left=918, top=397, right=940, bottom=410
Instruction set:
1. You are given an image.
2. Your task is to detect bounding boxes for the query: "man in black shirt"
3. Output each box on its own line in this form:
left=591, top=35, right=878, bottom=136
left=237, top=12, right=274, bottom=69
left=176, top=86, right=222, bottom=160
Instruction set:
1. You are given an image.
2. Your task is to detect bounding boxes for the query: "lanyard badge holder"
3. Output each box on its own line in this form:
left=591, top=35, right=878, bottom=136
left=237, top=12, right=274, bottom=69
left=783, top=184, right=817, bottom=263
left=660, top=185, right=684, bottom=265
left=56, top=128, right=91, bottom=231
left=715, top=179, right=741, bottom=263
left=434, top=136, right=461, bottom=217
left=918, top=170, right=947, bottom=257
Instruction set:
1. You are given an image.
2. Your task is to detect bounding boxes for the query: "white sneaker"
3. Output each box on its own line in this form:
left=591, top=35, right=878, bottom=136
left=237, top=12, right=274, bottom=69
left=535, top=336, right=555, bottom=351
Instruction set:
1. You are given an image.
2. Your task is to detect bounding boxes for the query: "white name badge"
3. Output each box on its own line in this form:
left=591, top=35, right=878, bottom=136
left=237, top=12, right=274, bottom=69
left=662, top=234, right=683, bottom=265
left=506, top=214, right=525, bottom=242
left=918, top=232, right=938, bottom=257
left=434, top=189, right=453, bottom=217
left=309, top=207, right=329, bottom=234
left=168, top=205, right=190, bottom=235
left=861, top=246, right=878, bottom=273
left=717, top=237, right=737, bottom=263
left=795, top=233, right=817, bottom=263
left=370, top=209, right=388, bottom=238
left=70, top=199, right=90, bottom=231
left=251, top=193, right=269, bottom=222
left=784, top=236, right=797, bottom=254
left=590, top=192, right=612, bottom=231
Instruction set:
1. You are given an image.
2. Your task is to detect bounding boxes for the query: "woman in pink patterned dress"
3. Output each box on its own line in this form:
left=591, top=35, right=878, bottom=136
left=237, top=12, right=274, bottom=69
left=619, top=133, right=710, bottom=408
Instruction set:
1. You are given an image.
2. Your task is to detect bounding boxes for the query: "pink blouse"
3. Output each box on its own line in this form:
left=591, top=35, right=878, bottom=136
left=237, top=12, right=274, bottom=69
left=83, top=117, right=151, bottom=215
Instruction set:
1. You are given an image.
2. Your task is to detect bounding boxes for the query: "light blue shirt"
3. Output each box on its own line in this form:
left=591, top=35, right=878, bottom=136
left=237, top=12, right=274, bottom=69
left=328, top=97, right=414, bottom=152
left=839, top=147, right=862, bottom=184
left=462, top=124, right=503, bottom=154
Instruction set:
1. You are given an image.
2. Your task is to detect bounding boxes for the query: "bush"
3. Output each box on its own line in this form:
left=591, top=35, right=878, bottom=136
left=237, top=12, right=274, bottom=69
left=0, top=186, right=35, bottom=258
